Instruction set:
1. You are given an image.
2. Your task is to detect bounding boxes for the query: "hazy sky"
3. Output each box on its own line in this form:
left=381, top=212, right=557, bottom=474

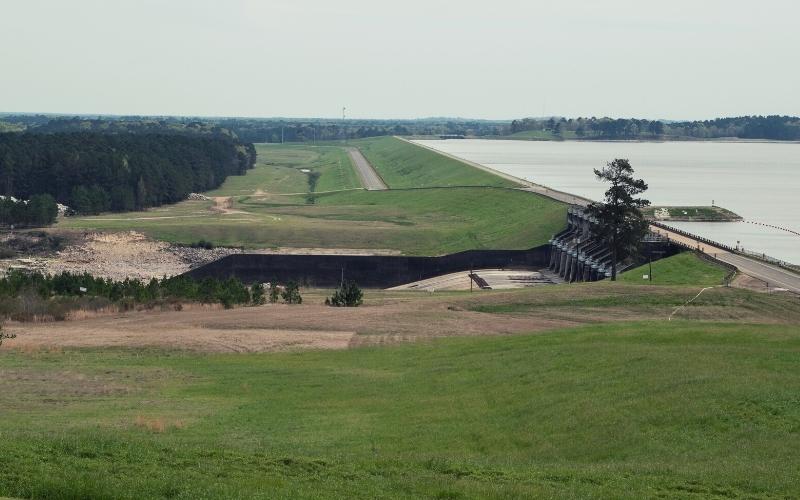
left=1, top=0, right=797, bottom=120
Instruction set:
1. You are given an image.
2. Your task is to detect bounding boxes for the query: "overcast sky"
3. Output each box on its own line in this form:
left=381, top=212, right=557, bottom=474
left=1, top=0, right=797, bottom=120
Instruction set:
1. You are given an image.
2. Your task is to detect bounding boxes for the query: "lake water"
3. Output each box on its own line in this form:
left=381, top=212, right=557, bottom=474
left=415, top=139, right=800, bottom=264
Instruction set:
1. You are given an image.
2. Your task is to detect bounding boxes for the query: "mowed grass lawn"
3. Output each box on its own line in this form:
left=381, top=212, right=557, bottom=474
left=58, top=138, right=567, bottom=255
left=620, top=252, right=731, bottom=286
left=2, top=321, right=800, bottom=498
left=59, top=187, right=565, bottom=255
left=207, top=144, right=362, bottom=196
left=353, top=136, right=519, bottom=188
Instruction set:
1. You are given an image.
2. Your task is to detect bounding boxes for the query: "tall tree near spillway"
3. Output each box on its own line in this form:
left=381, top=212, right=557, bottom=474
left=586, top=159, right=650, bottom=281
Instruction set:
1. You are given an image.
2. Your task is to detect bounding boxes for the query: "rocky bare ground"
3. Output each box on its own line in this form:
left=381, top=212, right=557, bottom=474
left=0, top=230, right=241, bottom=281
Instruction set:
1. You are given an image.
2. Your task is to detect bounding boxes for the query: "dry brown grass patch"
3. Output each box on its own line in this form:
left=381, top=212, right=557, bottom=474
left=134, top=415, right=187, bottom=433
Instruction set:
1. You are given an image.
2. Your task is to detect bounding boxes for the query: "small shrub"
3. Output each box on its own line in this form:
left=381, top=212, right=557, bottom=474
left=326, top=281, right=363, bottom=307
left=0, top=245, right=16, bottom=259
left=190, top=239, right=215, bottom=250
left=0, top=323, right=15, bottom=346
left=281, top=281, right=302, bottom=304
left=251, top=282, right=266, bottom=305
left=268, top=283, right=280, bottom=304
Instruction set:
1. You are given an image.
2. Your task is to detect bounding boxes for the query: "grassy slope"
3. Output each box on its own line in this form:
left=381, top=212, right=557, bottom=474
left=2, top=320, right=800, bottom=498
left=207, top=144, right=361, bottom=196
left=58, top=187, right=564, bottom=255
left=353, top=136, right=518, bottom=188
left=620, top=252, right=730, bottom=286
left=58, top=139, right=566, bottom=254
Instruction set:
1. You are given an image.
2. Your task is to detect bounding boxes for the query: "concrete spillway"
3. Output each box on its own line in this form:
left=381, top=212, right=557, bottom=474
left=548, top=206, right=678, bottom=282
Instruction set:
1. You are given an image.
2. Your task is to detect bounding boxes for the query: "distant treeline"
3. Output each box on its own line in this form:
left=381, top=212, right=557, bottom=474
left=510, top=115, right=800, bottom=141
left=0, top=133, right=256, bottom=215
left=3, top=113, right=800, bottom=142
left=213, top=118, right=508, bottom=142
left=0, top=115, right=509, bottom=142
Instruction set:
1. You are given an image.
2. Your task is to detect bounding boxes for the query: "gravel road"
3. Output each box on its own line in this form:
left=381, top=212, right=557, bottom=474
left=347, top=147, right=387, bottom=190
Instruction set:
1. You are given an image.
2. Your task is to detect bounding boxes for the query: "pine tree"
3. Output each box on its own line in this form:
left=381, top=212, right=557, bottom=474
left=586, top=159, right=650, bottom=280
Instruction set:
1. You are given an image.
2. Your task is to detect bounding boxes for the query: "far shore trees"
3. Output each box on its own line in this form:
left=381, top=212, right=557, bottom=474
left=586, top=159, right=650, bottom=281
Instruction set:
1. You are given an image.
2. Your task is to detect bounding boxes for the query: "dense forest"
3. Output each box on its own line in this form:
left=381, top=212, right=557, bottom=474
left=509, top=115, right=800, bottom=141
left=0, top=132, right=256, bottom=215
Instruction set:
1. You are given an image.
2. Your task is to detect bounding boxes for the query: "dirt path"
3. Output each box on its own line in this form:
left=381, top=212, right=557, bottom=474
left=211, top=196, right=250, bottom=215
left=347, top=147, right=388, bottom=190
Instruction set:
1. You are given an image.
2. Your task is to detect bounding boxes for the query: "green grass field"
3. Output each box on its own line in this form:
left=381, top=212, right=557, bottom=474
left=620, top=252, right=731, bottom=286
left=58, top=187, right=565, bottom=255
left=353, top=137, right=518, bottom=188
left=3, top=319, right=800, bottom=498
left=207, top=144, right=361, bottom=196
left=57, top=138, right=566, bottom=254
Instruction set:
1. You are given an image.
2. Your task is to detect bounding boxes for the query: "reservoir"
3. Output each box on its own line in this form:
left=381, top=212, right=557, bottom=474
left=415, top=139, right=800, bottom=264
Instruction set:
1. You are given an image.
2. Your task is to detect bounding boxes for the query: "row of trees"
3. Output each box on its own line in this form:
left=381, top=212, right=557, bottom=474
left=0, top=270, right=367, bottom=320
left=510, top=115, right=800, bottom=141
left=0, top=133, right=256, bottom=215
left=0, top=194, right=59, bottom=227
left=0, top=271, right=309, bottom=310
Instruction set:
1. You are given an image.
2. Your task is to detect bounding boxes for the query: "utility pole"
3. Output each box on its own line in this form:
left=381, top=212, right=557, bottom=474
left=342, top=107, right=347, bottom=144
left=470, top=264, right=474, bottom=293
left=281, top=126, right=284, bottom=144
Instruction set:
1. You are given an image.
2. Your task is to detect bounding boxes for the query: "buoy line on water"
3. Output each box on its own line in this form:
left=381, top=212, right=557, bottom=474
left=743, top=220, right=800, bottom=237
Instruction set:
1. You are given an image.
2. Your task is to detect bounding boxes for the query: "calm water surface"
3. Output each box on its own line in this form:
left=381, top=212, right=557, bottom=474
left=416, top=139, right=800, bottom=264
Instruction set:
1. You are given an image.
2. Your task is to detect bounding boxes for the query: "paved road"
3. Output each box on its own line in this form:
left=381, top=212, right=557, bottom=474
left=720, top=253, right=800, bottom=293
left=651, top=224, right=800, bottom=293
left=409, top=138, right=800, bottom=293
left=347, top=147, right=387, bottom=190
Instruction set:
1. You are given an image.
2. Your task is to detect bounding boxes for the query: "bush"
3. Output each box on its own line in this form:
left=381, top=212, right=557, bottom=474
left=0, top=323, right=14, bottom=346
left=268, top=283, right=280, bottom=304
left=281, top=281, right=302, bottom=304
left=326, top=281, right=363, bottom=307
left=251, top=282, right=265, bottom=305
left=190, top=239, right=215, bottom=250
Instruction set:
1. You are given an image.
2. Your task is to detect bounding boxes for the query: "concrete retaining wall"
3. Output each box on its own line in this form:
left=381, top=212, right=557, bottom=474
left=184, top=246, right=551, bottom=288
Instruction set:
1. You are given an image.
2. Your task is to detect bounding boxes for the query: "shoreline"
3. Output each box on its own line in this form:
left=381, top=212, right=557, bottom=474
left=413, top=136, right=800, bottom=145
